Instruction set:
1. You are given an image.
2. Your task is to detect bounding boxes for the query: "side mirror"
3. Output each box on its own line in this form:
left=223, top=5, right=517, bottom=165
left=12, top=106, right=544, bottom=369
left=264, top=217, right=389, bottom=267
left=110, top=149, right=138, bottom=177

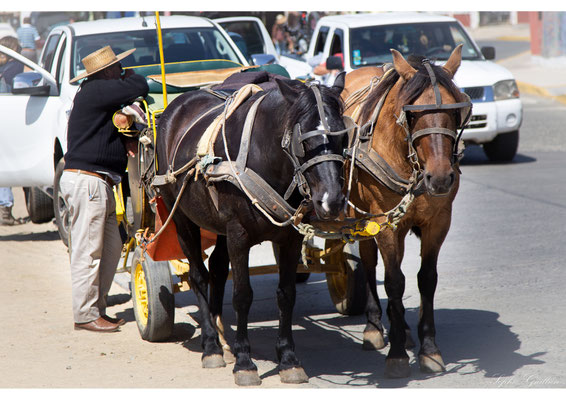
left=12, top=72, right=50, bottom=96
left=481, top=46, right=496, bottom=60
left=251, top=53, right=276, bottom=65
left=326, top=55, right=344, bottom=71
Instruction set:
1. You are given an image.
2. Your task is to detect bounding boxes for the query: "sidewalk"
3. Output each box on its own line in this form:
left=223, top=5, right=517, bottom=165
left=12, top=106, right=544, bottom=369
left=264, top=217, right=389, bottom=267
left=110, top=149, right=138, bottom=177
left=470, top=23, right=566, bottom=104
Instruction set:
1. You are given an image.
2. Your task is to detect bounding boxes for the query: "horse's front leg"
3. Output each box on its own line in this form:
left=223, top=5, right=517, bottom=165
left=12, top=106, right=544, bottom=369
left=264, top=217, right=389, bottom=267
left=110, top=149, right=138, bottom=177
left=416, top=219, right=451, bottom=374
left=226, top=222, right=261, bottom=386
left=208, top=235, right=235, bottom=363
left=273, top=237, right=309, bottom=384
left=378, top=228, right=412, bottom=378
left=359, top=238, right=386, bottom=350
left=174, top=214, right=226, bottom=369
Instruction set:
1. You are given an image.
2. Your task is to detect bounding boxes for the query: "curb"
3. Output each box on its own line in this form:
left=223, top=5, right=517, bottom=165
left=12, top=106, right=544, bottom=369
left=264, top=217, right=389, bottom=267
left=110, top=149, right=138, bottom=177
left=517, top=81, right=566, bottom=105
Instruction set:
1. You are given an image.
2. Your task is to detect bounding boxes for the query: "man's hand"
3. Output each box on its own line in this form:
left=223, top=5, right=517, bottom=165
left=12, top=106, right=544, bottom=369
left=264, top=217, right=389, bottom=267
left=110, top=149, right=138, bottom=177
left=123, top=68, right=134, bottom=79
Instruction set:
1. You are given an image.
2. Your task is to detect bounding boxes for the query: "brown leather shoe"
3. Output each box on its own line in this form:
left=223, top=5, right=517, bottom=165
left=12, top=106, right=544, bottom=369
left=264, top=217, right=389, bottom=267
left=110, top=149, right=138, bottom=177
left=74, top=316, right=121, bottom=332
left=102, top=315, right=126, bottom=326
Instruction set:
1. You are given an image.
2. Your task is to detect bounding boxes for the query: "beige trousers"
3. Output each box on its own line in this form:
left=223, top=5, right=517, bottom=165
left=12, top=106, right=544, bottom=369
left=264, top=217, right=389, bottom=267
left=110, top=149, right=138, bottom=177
left=60, top=170, right=122, bottom=323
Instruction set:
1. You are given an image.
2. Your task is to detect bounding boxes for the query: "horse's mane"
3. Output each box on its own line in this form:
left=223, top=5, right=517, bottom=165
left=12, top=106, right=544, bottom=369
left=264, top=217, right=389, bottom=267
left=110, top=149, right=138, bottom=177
left=360, top=55, right=464, bottom=123
left=285, top=82, right=344, bottom=129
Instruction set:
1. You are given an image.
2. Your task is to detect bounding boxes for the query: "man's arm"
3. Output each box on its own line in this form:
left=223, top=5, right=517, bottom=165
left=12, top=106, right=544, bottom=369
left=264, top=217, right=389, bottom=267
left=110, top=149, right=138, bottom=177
left=94, top=72, right=150, bottom=110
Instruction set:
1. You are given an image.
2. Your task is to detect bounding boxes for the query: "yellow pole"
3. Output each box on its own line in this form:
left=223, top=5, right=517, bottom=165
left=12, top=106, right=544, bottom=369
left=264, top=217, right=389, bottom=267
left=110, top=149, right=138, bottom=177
left=155, top=11, right=168, bottom=108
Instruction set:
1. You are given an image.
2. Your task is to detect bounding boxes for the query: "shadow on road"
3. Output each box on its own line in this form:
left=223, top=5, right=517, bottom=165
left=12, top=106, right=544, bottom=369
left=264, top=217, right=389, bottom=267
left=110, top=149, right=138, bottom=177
left=0, top=229, right=60, bottom=242
left=460, top=145, right=536, bottom=166
left=155, top=280, right=545, bottom=387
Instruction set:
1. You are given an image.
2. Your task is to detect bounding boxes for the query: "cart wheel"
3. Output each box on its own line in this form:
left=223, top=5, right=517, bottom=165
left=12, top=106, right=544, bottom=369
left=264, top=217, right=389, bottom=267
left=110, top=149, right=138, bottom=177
left=325, top=240, right=368, bottom=315
left=131, top=247, right=174, bottom=342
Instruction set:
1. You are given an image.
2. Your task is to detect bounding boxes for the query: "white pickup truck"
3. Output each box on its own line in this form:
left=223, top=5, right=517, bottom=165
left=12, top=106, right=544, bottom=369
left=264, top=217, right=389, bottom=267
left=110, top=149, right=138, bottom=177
left=304, top=12, right=523, bottom=162
left=0, top=15, right=252, bottom=233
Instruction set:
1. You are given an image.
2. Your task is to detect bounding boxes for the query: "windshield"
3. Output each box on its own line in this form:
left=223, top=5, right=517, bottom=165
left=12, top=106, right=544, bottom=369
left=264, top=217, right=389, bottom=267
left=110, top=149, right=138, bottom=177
left=349, top=21, right=480, bottom=68
left=71, top=27, right=242, bottom=83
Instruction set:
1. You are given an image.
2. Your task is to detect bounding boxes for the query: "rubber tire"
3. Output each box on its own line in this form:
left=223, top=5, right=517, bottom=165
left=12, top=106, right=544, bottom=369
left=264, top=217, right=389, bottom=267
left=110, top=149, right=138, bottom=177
left=325, top=241, right=368, bottom=316
left=131, top=247, right=175, bottom=342
left=482, top=130, right=519, bottom=162
left=24, top=186, right=54, bottom=224
left=296, top=272, right=311, bottom=283
left=53, top=159, right=69, bottom=247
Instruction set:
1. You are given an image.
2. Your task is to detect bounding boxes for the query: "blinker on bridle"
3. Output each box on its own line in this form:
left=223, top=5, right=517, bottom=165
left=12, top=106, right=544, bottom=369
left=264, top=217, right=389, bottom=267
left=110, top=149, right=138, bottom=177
left=398, top=58, right=472, bottom=165
left=281, top=84, right=354, bottom=200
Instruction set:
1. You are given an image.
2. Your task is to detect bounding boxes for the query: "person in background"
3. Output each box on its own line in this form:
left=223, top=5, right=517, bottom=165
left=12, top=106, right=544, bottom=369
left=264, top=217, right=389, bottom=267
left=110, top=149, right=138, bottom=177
left=0, top=35, right=26, bottom=226
left=271, top=14, right=287, bottom=56
left=60, top=46, right=149, bottom=333
left=16, top=17, right=40, bottom=63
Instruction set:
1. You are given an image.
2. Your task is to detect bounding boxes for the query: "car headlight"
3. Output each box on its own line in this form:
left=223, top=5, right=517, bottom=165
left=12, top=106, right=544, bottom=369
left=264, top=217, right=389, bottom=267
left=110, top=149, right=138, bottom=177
left=493, top=79, right=520, bottom=100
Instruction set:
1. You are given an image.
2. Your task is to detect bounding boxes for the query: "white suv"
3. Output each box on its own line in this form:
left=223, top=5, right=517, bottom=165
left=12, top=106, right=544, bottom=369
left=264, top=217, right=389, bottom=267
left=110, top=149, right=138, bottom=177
left=306, top=12, right=522, bottom=162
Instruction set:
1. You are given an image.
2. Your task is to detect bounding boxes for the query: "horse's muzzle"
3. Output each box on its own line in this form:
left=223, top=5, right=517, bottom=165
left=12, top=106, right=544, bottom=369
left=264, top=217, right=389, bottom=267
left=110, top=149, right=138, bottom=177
left=424, top=170, right=456, bottom=196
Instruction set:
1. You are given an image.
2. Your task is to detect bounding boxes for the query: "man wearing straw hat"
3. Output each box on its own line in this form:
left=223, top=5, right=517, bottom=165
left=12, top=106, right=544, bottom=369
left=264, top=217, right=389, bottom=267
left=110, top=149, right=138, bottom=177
left=60, top=46, right=149, bottom=333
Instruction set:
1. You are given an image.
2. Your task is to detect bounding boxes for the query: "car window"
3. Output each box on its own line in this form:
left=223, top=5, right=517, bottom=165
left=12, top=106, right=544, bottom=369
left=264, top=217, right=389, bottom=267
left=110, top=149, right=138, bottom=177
left=349, top=21, right=481, bottom=68
left=70, top=27, right=242, bottom=84
left=313, top=26, right=329, bottom=55
left=329, top=28, right=344, bottom=55
left=41, top=33, right=62, bottom=73
left=0, top=51, right=25, bottom=94
left=219, top=21, right=265, bottom=54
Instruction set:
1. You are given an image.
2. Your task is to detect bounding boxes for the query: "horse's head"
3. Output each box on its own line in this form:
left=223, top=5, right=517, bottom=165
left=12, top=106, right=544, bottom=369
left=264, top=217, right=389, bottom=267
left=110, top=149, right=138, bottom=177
left=276, top=74, right=350, bottom=220
left=391, top=45, right=471, bottom=196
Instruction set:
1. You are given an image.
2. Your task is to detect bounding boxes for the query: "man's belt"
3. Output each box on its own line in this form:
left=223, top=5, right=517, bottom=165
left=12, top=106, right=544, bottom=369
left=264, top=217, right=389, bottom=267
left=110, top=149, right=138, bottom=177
left=66, top=169, right=115, bottom=186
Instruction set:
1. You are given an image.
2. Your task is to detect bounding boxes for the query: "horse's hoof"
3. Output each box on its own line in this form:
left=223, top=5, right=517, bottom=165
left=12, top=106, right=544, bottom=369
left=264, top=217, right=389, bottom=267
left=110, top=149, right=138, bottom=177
left=362, top=330, right=385, bottom=350
left=234, top=370, right=262, bottom=386
left=419, top=353, right=446, bottom=374
left=405, top=329, right=416, bottom=349
left=223, top=348, right=236, bottom=364
left=279, top=367, right=309, bottom=384
left=202, top=354, right=226, bottom=369
left=384, top=358, right=411, bottom=379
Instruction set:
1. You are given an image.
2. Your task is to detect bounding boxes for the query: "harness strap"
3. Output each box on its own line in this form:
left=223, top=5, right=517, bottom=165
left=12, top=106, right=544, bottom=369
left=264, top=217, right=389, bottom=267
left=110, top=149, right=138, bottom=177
left=411, top=127, right=459, bottom=142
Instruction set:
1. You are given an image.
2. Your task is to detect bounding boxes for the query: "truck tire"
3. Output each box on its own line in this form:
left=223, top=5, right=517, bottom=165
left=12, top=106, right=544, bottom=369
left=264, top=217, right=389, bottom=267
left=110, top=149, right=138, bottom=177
left=325, top=240, right=368, bottom=316
left=53, top=158, right=69, bottom=247
left=482, top=130, right=519, bottom=162
left=24, top=186, right=54, bottom=224
left=131, top=247, right=175, bottom=342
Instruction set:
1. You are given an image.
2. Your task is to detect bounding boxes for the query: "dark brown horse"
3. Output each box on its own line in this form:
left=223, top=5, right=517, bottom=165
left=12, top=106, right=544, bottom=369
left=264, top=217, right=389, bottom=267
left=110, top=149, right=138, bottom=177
left=154, top=74, right=349, bottom=385
left=342, top=45, right=470, bottom=378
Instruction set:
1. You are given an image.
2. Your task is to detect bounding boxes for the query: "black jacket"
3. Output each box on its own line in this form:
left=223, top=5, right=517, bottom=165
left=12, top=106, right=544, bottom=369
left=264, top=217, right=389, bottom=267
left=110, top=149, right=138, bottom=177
left=64, top=73, right=149, bottom=175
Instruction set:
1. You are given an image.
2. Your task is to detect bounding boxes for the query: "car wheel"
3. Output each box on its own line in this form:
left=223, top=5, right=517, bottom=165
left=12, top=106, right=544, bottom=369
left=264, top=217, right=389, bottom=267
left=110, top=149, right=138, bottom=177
left=24, top=186, right=54, bottom=224
left=53, top=158, right=69, bottom=247
left=482, top=130, right=519, bottom=162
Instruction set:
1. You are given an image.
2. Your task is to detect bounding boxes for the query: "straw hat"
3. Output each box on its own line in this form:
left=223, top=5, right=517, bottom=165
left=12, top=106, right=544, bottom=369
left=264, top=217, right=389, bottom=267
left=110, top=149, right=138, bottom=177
left=70, top=45, right=136, bottom=83
left=275, top=14, right=287, bottom=24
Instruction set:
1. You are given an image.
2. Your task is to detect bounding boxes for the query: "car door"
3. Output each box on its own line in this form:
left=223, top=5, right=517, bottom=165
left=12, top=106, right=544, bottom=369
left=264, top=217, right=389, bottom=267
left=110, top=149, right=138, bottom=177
left=0, top=34, right=62, bottom=187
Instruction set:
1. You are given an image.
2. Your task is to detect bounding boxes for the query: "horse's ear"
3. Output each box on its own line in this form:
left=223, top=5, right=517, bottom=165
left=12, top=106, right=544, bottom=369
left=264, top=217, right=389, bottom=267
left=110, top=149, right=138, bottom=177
left=391, top=49, right=417, bottom=81
left=275, top=78, right=299, bottom=103
left=331, top=71, right=346, bottom=95
left=443, top=44, right=463, bottom=78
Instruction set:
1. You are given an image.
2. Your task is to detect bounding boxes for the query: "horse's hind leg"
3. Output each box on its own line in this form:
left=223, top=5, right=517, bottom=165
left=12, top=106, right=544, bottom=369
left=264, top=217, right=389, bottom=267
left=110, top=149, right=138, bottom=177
left=174, top=215, right=225, bottom=369
left=273, top=238, right=309, bottom=384
left=226, top=222, right=261, bottom=386
left=359, top=239, right=386, bottom=351
left=416, top=221, right=451, bottom=374
left=208, top=235, right=235, bottom=363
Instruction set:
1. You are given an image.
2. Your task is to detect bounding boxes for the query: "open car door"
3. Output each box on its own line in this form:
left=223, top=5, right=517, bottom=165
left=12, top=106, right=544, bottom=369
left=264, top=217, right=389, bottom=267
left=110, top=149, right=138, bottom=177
left=0, top=44, right=60, bottom=187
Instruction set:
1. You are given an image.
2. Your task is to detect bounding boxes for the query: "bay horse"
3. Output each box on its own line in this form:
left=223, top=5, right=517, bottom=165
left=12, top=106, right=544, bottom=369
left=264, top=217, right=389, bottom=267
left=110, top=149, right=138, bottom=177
left=154, top=73, right=349, bottom=385
left=342, top=46, right=471, bottom=378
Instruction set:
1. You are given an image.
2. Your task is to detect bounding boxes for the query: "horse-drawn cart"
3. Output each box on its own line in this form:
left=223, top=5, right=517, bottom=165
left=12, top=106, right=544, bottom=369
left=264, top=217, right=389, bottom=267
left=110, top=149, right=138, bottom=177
left=111, top=15, right=376, bottom=343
